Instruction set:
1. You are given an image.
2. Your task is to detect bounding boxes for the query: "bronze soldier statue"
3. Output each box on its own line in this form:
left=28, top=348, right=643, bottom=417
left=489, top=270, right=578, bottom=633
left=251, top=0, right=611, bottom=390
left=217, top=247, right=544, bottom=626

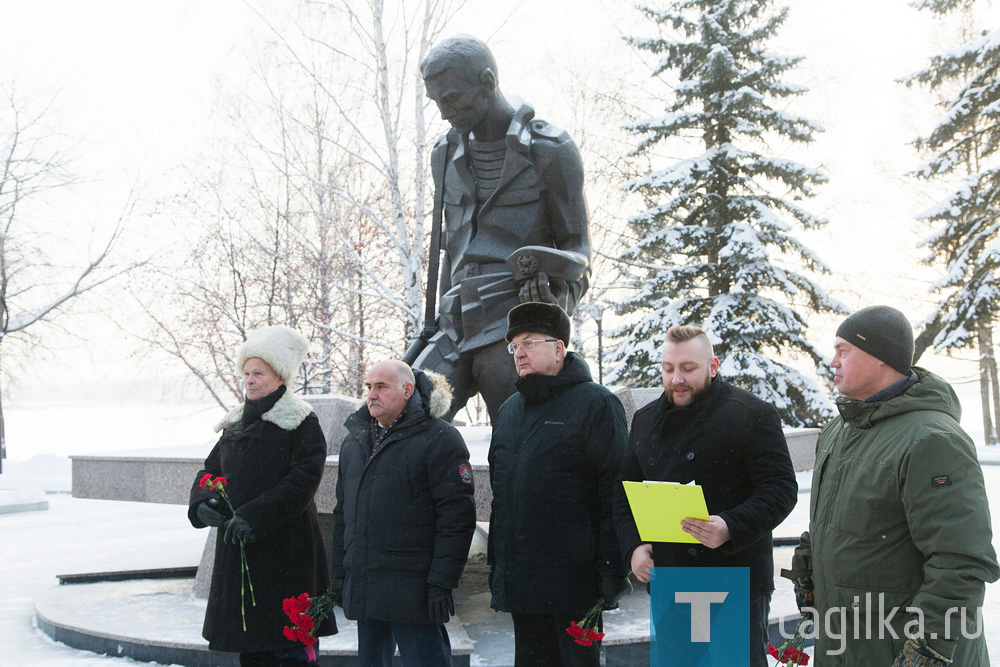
left=410, top=35, right=592, bottom=422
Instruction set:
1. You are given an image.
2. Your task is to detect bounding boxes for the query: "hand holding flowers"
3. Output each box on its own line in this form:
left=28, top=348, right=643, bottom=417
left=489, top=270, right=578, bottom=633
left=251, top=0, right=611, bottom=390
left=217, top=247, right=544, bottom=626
left=199, top=473, right=256, bottom=630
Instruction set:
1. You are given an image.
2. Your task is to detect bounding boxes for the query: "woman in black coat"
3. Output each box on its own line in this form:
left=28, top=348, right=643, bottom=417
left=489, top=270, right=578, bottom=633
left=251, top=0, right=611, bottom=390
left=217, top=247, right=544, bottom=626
left=189, top=326, right=336, bottom=667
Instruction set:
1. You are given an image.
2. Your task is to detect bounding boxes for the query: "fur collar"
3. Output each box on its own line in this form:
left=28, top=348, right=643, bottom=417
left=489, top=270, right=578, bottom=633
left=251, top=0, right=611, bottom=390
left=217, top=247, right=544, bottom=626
left=215, top=390, right=314, bottom=432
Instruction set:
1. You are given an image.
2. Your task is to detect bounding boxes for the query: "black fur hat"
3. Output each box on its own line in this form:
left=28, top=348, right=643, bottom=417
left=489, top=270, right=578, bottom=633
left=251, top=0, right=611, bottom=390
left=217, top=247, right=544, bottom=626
left=505, top=302, right=571, bottom=345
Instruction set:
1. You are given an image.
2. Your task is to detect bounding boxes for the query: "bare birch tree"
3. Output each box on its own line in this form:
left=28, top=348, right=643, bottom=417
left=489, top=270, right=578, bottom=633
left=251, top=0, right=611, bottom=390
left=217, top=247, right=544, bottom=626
left=135, top=0, right=463, bottom=403
left=0, top=87, right=141, bottom=469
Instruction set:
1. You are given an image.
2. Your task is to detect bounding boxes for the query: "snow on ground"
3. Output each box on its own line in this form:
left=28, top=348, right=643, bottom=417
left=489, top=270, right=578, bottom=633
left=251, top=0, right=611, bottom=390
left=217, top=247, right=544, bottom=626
left=1, top=494, right=204, bottom=666
left=4, top=398, right=219, bottom=459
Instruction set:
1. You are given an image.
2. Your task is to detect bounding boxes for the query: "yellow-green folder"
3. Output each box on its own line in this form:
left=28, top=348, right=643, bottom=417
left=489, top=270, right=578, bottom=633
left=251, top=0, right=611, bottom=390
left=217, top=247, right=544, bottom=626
left=622, top=480, right=710, bottom=544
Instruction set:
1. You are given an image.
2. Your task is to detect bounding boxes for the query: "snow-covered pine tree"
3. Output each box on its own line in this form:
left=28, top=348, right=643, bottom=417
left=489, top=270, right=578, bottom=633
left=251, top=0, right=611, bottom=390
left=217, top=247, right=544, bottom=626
left=905, top=0, right=1000, bottom=445
left=607, top=0, right=845, bottom=427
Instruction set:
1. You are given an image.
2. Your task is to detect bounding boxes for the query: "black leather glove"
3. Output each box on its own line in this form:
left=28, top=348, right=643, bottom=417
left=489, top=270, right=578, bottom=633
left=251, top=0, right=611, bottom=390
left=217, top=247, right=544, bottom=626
left=600, top=574, right=629, bottom=610
left=426, top=583, right=455, bottom=625
left=792, top=576, right=814, bottom=612
left=892, top=638, right=951, bottom=666
left=224, top=515, right=253, bottom=545
left=196, top=498, right=228, bottom=527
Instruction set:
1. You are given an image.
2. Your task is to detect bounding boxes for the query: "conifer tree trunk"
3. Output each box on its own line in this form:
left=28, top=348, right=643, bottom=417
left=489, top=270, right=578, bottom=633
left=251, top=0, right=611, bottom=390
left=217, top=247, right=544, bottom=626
left=978, top=322, right=999, bottom=445
left=980, top=322, right=1000, bottom=445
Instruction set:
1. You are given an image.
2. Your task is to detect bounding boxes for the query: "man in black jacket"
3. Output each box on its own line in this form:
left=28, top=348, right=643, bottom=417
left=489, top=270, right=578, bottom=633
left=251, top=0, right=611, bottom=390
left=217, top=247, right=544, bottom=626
left=489, top=302, right=629, bottom=666
left=614, top=325, right=797, bottom=666
left=331, top=360, right=476, bottom=667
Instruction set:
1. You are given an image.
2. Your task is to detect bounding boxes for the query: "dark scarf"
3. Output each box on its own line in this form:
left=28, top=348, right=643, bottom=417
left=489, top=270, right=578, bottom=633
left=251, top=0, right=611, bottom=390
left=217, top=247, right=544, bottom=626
left=515, top=372, right=561, bottom=403
left=242, top=384, right=287, bottom=425
left=864, top=370, right=919, bottom=404
left=368, top=408, right=407, bottom=459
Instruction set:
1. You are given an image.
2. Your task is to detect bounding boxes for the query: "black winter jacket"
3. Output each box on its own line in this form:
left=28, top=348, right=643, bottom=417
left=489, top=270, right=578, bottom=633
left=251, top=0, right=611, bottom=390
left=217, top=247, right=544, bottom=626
left=188, top=388, right=335, bottom=653
left=331, top=371, right=476, bottom=624
left=488, top=352, right=629, bottom=615
left=614, top=378, right=797, bottom=597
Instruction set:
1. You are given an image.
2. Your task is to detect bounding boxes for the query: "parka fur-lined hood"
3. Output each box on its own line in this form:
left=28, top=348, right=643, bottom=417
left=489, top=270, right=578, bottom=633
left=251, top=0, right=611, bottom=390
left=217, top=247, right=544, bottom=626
left=215, top=390, right=314, bottom=432
left=415, top=369, right=452, bottom=419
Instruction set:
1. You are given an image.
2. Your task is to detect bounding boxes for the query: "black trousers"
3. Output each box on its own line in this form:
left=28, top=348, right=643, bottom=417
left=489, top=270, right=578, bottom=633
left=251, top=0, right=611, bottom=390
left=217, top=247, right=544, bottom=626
left=511, top=612, right=601, bottom=667
left=238, top=651, right=300, bottom=666
left=357, top=619, right=452, bottom=667
left=238, top=643, right=313, bottom=666
left=750, top=593, right=771, bottom=667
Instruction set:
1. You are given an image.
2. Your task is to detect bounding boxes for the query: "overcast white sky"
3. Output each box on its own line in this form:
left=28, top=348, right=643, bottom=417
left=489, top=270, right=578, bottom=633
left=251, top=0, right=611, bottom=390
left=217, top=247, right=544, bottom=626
left=0, top=0, right=996, bottom=414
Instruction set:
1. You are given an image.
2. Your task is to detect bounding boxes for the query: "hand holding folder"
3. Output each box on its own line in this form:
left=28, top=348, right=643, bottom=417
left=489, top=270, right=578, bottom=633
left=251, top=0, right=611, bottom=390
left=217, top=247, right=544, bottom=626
left=623, top=480, right=710, bottom=544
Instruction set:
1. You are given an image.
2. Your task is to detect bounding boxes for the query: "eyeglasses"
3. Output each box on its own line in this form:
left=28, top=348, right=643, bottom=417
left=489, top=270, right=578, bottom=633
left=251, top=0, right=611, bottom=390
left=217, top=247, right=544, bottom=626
left=507, top=338, right=558, bottom=354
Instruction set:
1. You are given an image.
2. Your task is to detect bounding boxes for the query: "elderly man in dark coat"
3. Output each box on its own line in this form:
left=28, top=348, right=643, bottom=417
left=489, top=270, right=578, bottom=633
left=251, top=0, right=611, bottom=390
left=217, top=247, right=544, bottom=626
left=331, top=360, right=476, bottom=666
left=488, top=302, right=629, bottom=666
left=614, top=324, right=797, bottom=666
left=189, top=325, right=335, bottom=667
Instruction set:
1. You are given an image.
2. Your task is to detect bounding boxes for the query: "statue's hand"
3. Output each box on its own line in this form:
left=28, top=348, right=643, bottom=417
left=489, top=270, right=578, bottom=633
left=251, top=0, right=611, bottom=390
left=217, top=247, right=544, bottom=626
left=519, top=271, right=565, bottom=304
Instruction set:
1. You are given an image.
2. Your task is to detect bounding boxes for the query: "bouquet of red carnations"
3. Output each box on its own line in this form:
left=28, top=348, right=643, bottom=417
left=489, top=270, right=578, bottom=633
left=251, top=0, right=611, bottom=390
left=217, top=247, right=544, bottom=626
left=282, top=589, right=340, bottom=660
left=565, top=599, right=607, bottom=647
left=768, top=620, right=810, bottom=666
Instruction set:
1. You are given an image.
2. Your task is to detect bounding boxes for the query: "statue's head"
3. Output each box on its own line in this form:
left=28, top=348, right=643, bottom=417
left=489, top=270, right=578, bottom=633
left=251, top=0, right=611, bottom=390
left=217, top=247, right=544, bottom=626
left=422, top=35, right=501, bottom=135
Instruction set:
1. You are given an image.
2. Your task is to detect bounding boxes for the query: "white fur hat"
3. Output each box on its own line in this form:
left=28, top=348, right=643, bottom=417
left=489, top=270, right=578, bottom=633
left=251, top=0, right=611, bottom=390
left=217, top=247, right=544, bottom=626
left=236, top=325, right=309, bottom=385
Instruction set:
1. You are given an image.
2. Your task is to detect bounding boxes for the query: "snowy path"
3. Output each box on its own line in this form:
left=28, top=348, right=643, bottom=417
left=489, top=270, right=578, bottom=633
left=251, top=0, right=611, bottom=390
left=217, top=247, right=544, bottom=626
left=1, top=494, right=203, bottom=666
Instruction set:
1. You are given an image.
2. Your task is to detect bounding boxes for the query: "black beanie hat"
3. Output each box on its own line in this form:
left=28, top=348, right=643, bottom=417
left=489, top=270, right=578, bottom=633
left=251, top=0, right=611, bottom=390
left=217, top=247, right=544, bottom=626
left=835, top=305, right=914, bottom=376
left=505, top=302, right=571, bottom=345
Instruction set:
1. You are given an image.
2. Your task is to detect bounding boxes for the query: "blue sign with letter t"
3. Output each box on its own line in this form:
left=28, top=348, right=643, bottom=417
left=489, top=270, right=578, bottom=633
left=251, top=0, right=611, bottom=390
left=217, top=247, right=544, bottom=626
left=650, top=567, right=751, bottom=666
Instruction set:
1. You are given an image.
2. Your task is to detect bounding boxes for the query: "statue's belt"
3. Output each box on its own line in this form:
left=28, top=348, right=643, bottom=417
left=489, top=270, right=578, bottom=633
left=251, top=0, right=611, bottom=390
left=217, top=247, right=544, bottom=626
left=454, top=262, right=509, bottom=281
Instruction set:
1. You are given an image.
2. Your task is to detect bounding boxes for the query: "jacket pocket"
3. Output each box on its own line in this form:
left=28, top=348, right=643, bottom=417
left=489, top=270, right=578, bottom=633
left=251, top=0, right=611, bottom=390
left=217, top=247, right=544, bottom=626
left=820, top=584, right=910, bottom=662
left=376, top=546, right=432, bottom=573
left=827, top=456, right=904, bottom=538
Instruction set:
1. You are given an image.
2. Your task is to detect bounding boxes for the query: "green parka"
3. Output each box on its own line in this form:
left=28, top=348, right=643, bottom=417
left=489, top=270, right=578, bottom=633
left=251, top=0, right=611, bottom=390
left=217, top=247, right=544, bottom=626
left=784, top=368, right=998, bottom=665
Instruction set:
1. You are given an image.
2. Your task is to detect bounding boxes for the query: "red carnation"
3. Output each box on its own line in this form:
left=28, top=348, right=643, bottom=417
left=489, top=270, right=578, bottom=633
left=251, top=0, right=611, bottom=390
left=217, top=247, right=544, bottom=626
left=769, top=639, right=810, bottom=665
left=565, top=621, right=586, bottom=640
left=564, top=598, right=610, bottom=647
left=283, top=593, right=311, bottom=618
left=199, top=473, right=213, bottom=488
left=214, top=476, right=227, bottom=487
left=280, top=589, right=339, bottom=649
